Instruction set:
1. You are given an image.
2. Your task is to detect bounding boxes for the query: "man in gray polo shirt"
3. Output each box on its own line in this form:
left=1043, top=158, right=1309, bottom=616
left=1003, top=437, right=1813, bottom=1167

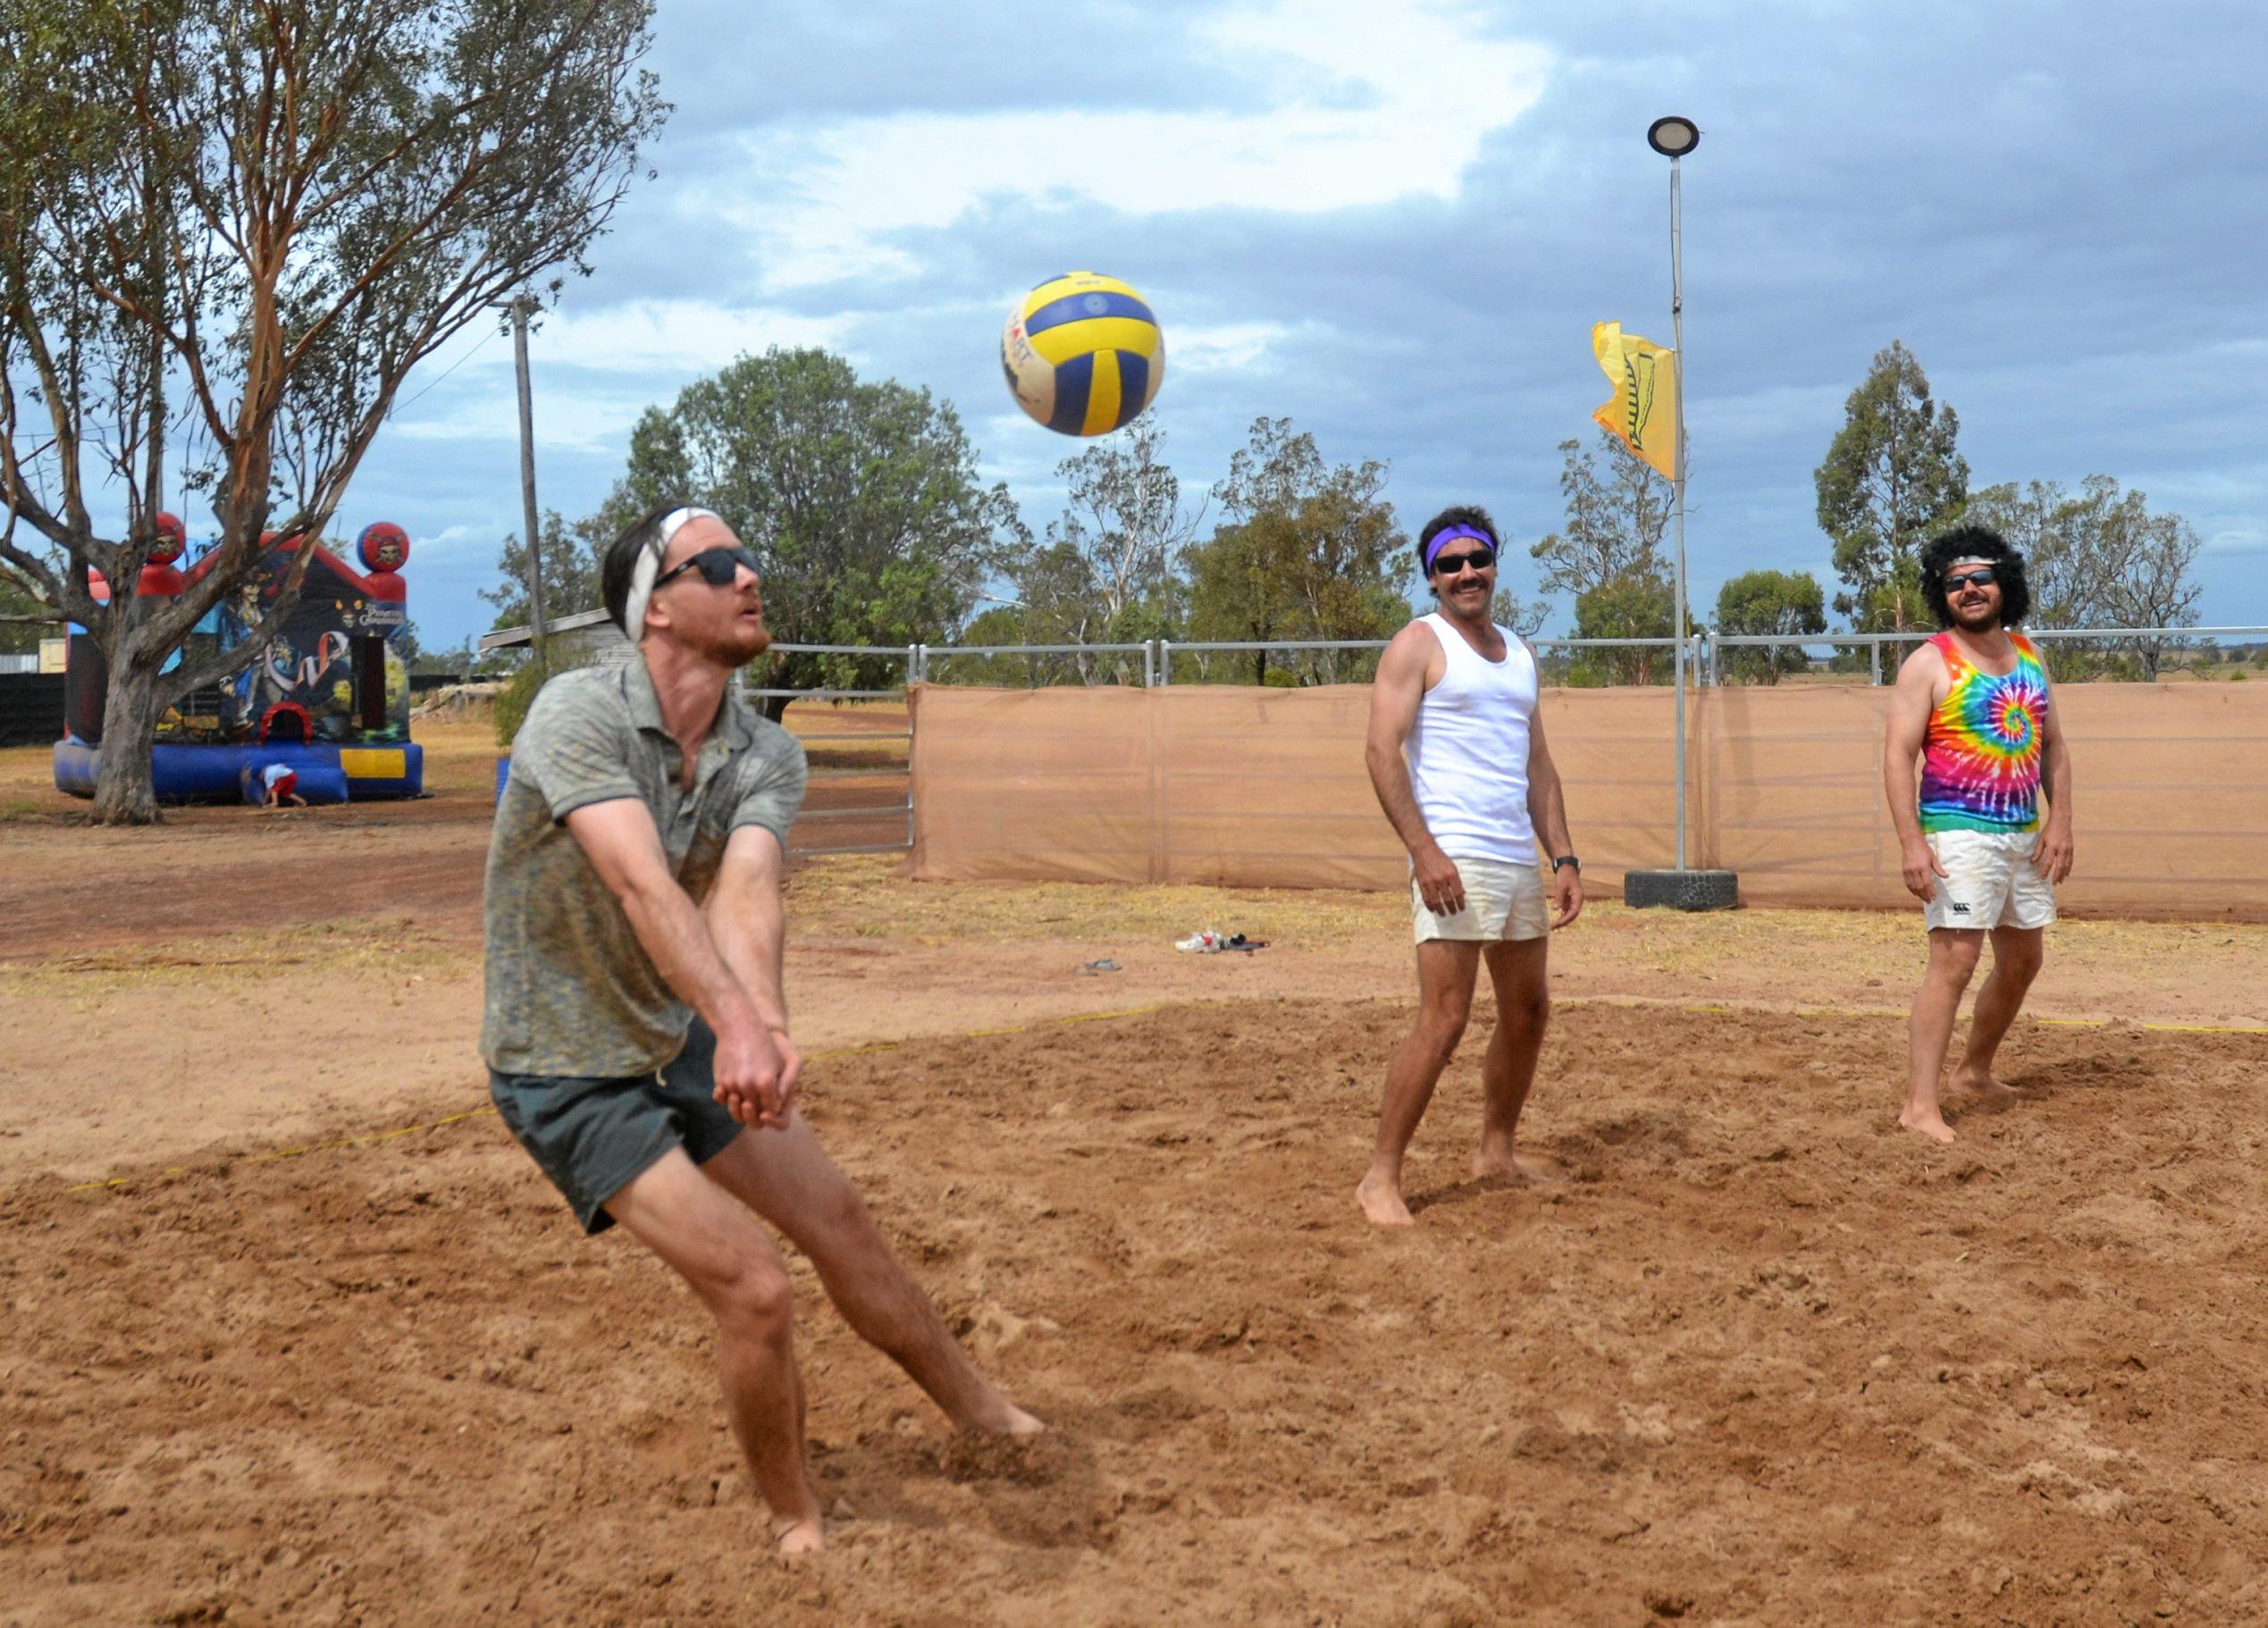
left=484, top=502, right=1039, bottom=1555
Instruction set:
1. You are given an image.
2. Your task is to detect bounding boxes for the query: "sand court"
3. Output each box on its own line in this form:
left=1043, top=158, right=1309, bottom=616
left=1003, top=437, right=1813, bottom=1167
left=4, top=723, right=2265, bottom=1623
left=6, top=994, right=2265, bottom=1624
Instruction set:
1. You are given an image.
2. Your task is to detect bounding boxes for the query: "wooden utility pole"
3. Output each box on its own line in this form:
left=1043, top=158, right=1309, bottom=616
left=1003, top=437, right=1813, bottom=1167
left=509, top=295, right=550, bottom=665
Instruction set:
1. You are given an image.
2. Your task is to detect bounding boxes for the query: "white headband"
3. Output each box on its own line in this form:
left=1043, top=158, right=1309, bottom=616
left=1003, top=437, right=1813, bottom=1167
left=621, top=506, right=719, bottom=640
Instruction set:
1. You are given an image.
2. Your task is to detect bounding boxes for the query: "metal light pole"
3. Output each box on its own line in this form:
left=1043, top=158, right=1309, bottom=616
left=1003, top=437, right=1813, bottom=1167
left=1648, top=115, right=1699, bottom=871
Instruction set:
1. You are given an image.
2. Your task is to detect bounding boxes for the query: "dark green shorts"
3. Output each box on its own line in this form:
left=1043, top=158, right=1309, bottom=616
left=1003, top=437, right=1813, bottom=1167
left=489, top=1020, right=742, bottom=1235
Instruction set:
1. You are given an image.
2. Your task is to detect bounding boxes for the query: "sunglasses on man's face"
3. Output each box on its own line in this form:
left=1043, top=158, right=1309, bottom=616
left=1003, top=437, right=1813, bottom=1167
left=656, top=544, right=760, bottom=590
left=1945, top=566, right=1998, bottom=591
left=1432, top=547, right=1497, bottom=576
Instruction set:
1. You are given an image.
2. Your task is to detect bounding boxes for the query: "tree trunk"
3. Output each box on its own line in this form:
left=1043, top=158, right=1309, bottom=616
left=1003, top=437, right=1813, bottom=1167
left=88, top=645, right=170, bottom=825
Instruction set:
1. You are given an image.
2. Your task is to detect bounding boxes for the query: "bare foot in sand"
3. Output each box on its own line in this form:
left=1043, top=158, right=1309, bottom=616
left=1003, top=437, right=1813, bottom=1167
left=1898, top=1104, right=1956, bottom=1144
left=1356, top=1166, right=1415, bottom=1227
left=1951, top=1065, right=2019, bottom=1095
left=1472, top=1146, right=1561, bottom=1184
left=984, top=1403, right=1046, bottom=1439
left=773, top=1515, right=825, bottom=1556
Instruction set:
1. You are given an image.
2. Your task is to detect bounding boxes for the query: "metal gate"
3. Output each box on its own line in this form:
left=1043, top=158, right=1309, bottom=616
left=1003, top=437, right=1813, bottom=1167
left=753, top=643, right=915, bottom=859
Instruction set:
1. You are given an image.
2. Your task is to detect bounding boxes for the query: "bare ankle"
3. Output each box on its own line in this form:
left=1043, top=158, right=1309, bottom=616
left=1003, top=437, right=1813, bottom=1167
left=1356, top=1166, right=1415, bottom=1226
left=772, top=1514, right=825, bottom=1556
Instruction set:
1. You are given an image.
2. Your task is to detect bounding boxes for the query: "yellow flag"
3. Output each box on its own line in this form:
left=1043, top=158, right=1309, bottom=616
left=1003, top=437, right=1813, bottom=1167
left=1590, top=321, right=1679, bottom=482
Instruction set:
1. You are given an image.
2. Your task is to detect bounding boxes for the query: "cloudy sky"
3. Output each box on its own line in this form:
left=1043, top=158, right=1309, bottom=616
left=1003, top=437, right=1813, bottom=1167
left=356, top=0, right=2266, bottom=654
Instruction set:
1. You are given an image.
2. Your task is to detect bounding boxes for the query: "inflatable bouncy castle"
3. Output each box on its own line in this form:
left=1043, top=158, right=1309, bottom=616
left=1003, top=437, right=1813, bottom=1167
left=54, top=519, right=425, bottom=803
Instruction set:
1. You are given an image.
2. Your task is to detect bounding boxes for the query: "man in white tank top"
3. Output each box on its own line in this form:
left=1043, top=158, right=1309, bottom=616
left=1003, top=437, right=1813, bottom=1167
left=1357, top=508, right=1583, bottom=1227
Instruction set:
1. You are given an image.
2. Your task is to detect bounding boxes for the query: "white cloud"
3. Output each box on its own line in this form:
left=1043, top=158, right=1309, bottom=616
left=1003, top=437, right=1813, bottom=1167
left=391, top=382, right=644, bottom=457
left=394, top=300, right=853, bottom=389
left=527, top=300, right=855, bottom=373
left=1172, top=322, right=1300, bottom=374
left=1694, top=382, right=1850, bottom=448
left=381, top=298, right=865, bottom=460
left=720, top=0, right=1551, bottom=289
left=413, top=522, right=490, bottom=559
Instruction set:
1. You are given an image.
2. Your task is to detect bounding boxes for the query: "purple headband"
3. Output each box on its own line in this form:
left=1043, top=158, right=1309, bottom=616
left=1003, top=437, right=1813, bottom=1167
left=1424, top=523, right=1494, bottom=573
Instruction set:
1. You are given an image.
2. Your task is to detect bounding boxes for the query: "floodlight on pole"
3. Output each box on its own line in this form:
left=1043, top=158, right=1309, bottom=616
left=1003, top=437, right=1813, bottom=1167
left=1625, top=115, right=1734, bottom=909
left=1646, top=115, right=1700, bottom=158
left=1657, top=117, right=1694, bottom=873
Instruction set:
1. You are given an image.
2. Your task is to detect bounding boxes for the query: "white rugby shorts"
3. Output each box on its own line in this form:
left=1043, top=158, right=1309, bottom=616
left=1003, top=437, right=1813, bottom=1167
left=1413, top=855, right=1551, bottom=944
left=1923, top=828, right=2056, bottom=932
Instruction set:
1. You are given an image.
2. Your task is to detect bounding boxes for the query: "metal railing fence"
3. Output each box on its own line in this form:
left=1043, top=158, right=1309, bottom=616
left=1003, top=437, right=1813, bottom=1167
left=1702, top=625, right=2268, bottom=685
left=914, top=641, right=1155, bottom=687
left=882, top=625, right=2268, bottom=692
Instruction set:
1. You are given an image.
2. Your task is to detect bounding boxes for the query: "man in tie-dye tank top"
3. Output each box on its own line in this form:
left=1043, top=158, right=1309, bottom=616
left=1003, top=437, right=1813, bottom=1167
left=1882, top=526, right=2075, bottom=1144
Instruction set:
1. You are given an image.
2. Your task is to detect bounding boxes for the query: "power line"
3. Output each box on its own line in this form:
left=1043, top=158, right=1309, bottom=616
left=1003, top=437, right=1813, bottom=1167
left=390, top=324, right=502, bottom=417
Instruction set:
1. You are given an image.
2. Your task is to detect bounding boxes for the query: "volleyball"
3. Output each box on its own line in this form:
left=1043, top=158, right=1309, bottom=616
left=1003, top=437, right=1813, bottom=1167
left=1000, top=271, right=1165, bottom=437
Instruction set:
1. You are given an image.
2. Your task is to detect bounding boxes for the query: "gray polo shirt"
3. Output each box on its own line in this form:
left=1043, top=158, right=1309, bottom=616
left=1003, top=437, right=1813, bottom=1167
left=481, top=659, right=807, bottom=1078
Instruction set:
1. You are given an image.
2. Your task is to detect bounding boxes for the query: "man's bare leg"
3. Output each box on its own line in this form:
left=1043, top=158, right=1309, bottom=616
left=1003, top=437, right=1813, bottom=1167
left=1903, top=928, right=1983, bottom=1144
left=1359, top=941, right=1480, bottom=1225
left=604, top=1149, right=826, bottom=1552
left=704, top=1120, right=1042, bottom=1438
left=1951, top=925, right=2043, bottom=1093
left=1473, top=936, right=1551, bottom=1180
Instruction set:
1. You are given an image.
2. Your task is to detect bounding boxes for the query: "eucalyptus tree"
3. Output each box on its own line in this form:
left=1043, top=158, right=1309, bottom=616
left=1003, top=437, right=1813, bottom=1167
left=1011, top=415, right=1203, bottom=684
left=0, top=0, right=667, bottom=820
left=1713, top=569, right=1827, bottom=684
left=1815, top=341, right=1969, bottom=634
left=1531, top=432, right=1675, bottom=685
left=1967, top=475, right=2202, bottom=678
left=592, top=347, right=1026, bottom=716
left=1182, top=415, right=1408, bottom=686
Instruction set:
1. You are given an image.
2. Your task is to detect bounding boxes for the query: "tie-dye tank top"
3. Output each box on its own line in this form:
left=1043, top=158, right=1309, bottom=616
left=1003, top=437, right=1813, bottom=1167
left=1919, top=631, right=2049, bottom=834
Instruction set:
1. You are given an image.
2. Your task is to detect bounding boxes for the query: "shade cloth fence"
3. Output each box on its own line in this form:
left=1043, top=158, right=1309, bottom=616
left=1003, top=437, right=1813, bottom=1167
left=908, top=683, right=2268, bottom=919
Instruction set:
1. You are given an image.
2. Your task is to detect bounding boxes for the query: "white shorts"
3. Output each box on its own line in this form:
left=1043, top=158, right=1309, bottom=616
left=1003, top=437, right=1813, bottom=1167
left=1922, top=828, right=2056, bottom=933
left=1413, top=855, right=1551, bottom=944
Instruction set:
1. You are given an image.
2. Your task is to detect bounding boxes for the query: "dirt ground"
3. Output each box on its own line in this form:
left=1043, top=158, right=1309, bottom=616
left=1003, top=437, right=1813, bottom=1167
left=4, top=719, right=2267, bottom=1624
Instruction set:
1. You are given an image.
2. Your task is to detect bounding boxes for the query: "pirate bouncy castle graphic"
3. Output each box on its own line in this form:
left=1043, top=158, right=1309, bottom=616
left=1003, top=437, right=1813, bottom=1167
left=217, top=523, right=412, bottom=745
left=55, top=521, right=425, bottom=803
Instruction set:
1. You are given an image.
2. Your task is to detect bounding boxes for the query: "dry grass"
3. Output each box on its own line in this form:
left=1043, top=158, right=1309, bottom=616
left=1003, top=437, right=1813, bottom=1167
left=781, top=855, right=2268, bottom=1028
left=787, top=852, right=2262, bottom=960
left=8, top=721, right=2265, bottom=1025
left=410, top=717, right=506, bottom=795
left=6, top=845, right=2254, bottom=1041
left=0, top=742, right=59, bottom=808
left=0, top=914, right=474, bottom=997
left=786, top=854, right=1403, bottom=947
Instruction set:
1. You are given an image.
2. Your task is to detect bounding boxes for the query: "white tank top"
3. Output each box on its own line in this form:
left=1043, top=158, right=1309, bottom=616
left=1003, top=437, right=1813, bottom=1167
left=1406, top=613, right=1539, bottom=866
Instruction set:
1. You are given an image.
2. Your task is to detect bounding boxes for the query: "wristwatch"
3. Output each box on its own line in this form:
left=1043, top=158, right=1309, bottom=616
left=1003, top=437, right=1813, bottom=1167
left=1551, top=855, right=1581, bottom=873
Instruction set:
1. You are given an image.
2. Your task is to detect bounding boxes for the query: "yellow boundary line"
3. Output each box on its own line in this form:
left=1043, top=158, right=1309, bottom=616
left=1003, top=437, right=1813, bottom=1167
left=58, top=996, right=2262, bottom=1197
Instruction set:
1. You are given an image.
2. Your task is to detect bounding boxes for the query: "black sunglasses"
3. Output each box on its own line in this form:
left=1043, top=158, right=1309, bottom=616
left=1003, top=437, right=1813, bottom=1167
left=1432, top=547, right=1497, bottom=575
left=1945, top=566, right=1998, bottom=591
left=655, top=544, right=759, bottom=590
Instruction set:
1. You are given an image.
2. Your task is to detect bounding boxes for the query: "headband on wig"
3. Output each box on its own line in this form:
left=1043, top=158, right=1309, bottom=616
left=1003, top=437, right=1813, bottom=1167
left=621, top=506, right=721, bottom=639
left=1424, top=523, right=1495, bottom=573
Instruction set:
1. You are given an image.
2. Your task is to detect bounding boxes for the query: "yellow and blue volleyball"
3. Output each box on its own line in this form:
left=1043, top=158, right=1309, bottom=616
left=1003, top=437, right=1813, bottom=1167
left=1000, top=271, right=1165, bottom=437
